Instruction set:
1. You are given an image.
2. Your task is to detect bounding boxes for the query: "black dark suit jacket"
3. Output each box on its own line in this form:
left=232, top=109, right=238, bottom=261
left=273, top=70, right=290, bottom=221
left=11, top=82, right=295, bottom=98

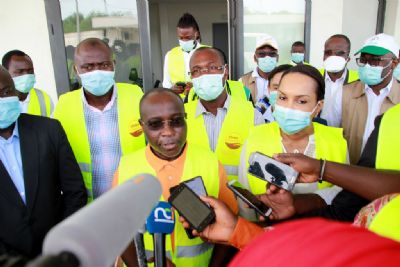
left=0, top=114, right=87, bottom=259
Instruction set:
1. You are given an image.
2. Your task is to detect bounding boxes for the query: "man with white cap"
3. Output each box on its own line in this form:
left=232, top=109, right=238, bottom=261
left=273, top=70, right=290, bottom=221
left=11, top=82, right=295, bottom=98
left=240, top=34, right=279, bottom=106
left=319, top=34, right=359, bottom=123
left=331, top=33, right=400, bottom=164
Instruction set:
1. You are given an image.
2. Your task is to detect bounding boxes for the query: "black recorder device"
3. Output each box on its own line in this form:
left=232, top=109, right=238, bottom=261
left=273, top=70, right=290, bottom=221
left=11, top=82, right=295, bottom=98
left=169, top=182, right=215, bottom=233
left=248, top=152, right=299, bottom=191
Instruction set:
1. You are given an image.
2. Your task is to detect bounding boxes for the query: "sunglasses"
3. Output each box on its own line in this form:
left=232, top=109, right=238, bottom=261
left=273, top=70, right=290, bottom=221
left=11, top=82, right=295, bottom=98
left=141, top=114, right=187, bottom=131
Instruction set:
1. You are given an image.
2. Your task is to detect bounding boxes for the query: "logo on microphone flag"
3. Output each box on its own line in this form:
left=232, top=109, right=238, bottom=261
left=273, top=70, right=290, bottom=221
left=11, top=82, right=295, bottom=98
left=146, top=202, right=175, bottom=234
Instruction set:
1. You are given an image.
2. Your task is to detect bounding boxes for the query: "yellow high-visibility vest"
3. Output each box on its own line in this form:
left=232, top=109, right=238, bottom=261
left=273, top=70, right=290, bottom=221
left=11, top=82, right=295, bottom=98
left=117, top=144, right=220, bottom=267
left=27, top=88, right=53, bottom=117
left=185, top=96, right=254, bottom=181
left=241, top=122, right=347, bottom=194
left=319, top=68, right=359, bottom=84
left=54, top=83, right=145, bottom=201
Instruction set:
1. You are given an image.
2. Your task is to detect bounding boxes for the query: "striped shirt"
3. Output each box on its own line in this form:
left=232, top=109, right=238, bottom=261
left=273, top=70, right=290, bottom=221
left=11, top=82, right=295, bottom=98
left=195, top=95, right=264, bottom=151
left=83, top=86, right=122, bottom=199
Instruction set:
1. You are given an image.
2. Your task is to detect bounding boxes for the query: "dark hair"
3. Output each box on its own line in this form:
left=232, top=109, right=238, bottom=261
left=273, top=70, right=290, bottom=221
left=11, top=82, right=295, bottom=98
left=2, top=50, right=30, bottom=70
left=280, top=64, right=325, bottom=101
left=192, top=47, right=227, bottom=64
left=177, top=13, right=200, bottom=32
left=327, top=34, right=351, bottom=51
left=139, top=88, right=183, bottom=117
left=268, top=64, right=293, bottom=83
left=291, top=41, right=305, bottom=48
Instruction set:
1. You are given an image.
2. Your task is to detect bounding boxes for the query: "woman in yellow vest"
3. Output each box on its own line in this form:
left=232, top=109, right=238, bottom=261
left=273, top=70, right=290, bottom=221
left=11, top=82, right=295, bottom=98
left=239, top=64, right=348, bottom=219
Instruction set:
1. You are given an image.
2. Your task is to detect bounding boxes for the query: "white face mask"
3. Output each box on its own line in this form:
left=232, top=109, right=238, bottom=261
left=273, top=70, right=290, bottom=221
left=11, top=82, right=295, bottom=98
left=323, top=56, right=347, bottom=73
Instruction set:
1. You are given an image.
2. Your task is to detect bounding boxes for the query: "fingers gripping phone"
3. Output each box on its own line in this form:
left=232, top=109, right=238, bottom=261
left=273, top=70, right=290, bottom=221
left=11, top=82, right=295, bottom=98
left=227, top=180, right=272, bottom=218
left=168, top=183, right=215, bottom=232
left=176, top=82, right=187, bottom=88
left=248, top=152, right=299, bottom=191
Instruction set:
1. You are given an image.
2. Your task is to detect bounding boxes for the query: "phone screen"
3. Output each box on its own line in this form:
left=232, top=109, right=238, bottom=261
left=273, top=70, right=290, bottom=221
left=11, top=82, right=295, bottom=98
left=169, top=185, right=214, bottom=230
left=184, top=176, right=207, bottom=197
left=228, top=181, right=272, bottom=217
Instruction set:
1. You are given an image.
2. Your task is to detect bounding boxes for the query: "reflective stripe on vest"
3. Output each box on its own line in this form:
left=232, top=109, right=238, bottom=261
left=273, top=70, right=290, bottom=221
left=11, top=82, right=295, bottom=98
left=241, top=122, right=348, bottom=195
left=187, top=80, right=248, bottom=102
left=28, top=88, right=52, bottom=117
left=369, top=195, right=400, bottom=241
left=54, top=83, right=145, bottom=202
left=116, top=144, right=220, bottom=267
left=185, top=97, right=254, bottom=181
left=376, top=103, right=400, bottom=170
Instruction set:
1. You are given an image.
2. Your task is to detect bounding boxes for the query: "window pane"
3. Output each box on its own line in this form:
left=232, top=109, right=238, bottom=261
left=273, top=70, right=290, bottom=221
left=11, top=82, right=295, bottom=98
left=383, top=0, right=400, bottom=54
left=243, top=0, right=305, bottom=74
left=60, top=0, right=142, bottom=90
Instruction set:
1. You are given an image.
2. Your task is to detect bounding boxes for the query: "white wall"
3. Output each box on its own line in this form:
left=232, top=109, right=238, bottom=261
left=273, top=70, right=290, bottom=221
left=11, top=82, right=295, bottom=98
left=309, top=0, right=378, bottom=70
left=0, top=0, right=58, bottom=103
left=384, top=0, right=400, bottom=49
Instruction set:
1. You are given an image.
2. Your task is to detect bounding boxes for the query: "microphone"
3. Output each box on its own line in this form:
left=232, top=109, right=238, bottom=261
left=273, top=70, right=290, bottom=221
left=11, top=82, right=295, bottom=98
left=146, top=202, right=175, bottom=267
left=36, top=173, right=162, bottom=267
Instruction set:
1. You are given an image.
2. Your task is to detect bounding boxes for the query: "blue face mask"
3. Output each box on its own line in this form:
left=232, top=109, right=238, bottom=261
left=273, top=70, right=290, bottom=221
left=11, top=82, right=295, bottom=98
left=291, top=53, right=304, bottom=64
left=358, top=62, right=392, bottom=86
left=12, top=74, right=36, bottom=94
left=273, top=104, right=317, bottom=135
left=192, top=73, right=225, bottom=101
left=0, top=96, right=21, bottom=129
left=393, top=64, right=400, bottom=81
left=179, top=39, right=196, bottom=52
left=269, top=90, right=278, bottom=106
left=79, top=70, right=115, bottom=96
left=258, top=56, right=277, bottom=73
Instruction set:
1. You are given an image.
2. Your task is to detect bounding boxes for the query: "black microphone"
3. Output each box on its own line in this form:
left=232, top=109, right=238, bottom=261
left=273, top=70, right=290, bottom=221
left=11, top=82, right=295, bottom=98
left=29, top=173, right=162, bottom=267
left=146, top=202, right=175, bottom=267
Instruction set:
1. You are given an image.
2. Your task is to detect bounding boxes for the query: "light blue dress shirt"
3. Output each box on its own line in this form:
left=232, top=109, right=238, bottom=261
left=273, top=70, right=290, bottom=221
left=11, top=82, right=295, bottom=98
left=0, top=122, right=26, bottom=204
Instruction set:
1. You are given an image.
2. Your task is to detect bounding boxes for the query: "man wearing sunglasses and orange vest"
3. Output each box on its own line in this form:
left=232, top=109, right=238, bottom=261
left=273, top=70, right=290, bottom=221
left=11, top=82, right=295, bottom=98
left=113, top=88, right=238, bottom=267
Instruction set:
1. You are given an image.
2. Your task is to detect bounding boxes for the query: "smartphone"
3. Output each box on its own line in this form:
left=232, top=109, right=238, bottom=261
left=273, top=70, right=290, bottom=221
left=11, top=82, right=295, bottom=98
left=227, top=180, right=272, bottom=218
left=248, top=152, right=298, bottom=191
left=183, top=176, right=207, bottom=197
left=176, top=82, right=187, bottom=87
left=168, top=183, right=215, bottom=232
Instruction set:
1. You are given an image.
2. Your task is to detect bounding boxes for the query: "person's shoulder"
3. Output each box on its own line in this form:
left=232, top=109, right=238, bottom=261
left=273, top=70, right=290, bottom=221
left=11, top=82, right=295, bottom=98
left=19, top=113, right=62, bottom=131
left=239, top=71, right=253, bottom=81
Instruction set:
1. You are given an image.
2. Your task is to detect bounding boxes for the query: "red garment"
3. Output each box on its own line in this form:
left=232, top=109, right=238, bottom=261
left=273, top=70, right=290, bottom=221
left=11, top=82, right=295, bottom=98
left=229, top=218, right=400, bottom=267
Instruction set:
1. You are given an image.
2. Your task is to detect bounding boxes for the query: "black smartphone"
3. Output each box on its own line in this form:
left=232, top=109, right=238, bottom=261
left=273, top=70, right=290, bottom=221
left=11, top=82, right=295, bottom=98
left=176, top=82, right=187, bottom=87
left=248, top=152, right=299, bottom=191
left=227, top=180, right=272, bottom=218
left=168, top=183, right=215, bottom=232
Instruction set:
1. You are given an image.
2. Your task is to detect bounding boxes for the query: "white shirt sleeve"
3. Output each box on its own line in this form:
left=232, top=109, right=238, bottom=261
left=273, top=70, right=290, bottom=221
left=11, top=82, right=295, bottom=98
left=162, top=51, right=173, bottom=88
left=314, top=185, right=343, bottom=205
left=324, top=87, right=342, bottom=127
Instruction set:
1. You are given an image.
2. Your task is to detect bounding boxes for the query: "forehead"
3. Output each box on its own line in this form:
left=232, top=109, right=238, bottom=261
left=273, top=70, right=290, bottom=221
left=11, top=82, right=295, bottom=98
left=292, top=45, right=305, bottom=51
left=75, top=44, right=111, bottom=64
left=270, top=71, right=284, bottom=84
left=325, top=37, right=348, bottom=49
left=279, top=72, right=318, bottom=96
left=141, top=93, right=184, bottom=119
left=190, top=49, right=221, bottom=68
left=9, top=55, right=33, bottom=67
left=177, top=27, right=196, bottom=35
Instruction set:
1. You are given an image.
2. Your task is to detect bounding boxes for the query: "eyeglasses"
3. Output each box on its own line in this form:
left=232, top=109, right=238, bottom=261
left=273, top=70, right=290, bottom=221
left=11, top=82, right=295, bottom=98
left=355, top=57, right=393, bottom=67
left=255, top=51, right=278, bottom=58
left=79, top=61, right=113, bottom=71
left=189, top=65, right=225, bottom=78
left=324, top=50, right=349, bottom=57
left=141, top=114, right=187, bottom=131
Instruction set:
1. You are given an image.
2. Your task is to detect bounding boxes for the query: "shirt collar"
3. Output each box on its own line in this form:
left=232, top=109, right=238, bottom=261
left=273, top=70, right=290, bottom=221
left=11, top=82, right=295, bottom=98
left=0, top=121, right=19, bottom=143
left=145, top=143, right=188, bottom=173
left=364, top=79, right=393, bottom=95
left=195, top=94, right=231, bottom=117
left=82, top=84, right=117, bottom=112
left=325, top=68, right=347, bottom=83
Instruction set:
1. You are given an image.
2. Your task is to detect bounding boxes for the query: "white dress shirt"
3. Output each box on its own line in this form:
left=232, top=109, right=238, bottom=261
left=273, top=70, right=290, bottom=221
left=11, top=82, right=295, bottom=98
left=321, top=69, right=347, bottom=126
left=251, top=67, right=269, bottom=102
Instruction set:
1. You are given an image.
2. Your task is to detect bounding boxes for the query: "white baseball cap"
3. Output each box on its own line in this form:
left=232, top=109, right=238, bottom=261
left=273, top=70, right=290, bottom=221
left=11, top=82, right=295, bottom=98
left=255, top=34, right=279, bottom=51
left=355, top=33, right=399, bottom=58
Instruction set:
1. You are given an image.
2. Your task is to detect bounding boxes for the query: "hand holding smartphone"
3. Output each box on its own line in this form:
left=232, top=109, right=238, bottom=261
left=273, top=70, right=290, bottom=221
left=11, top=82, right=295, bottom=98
left=227, top=180, right=272, bottom=218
